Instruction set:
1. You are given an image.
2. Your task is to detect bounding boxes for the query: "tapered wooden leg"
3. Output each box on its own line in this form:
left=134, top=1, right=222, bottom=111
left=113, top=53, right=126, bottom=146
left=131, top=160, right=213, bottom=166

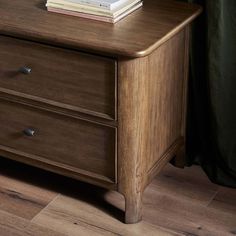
left=124, top=191, right=143, bottom=224
left=171, top=144, right=186, bottom=168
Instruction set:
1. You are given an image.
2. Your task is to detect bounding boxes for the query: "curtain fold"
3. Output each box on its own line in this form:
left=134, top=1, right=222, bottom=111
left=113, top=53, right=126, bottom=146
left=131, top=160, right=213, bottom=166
left=184, top=0, right=236, bottom=187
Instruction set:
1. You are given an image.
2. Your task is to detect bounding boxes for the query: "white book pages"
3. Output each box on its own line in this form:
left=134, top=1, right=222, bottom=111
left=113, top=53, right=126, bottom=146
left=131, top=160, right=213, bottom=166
left=61, top=0, right=129, bottom=10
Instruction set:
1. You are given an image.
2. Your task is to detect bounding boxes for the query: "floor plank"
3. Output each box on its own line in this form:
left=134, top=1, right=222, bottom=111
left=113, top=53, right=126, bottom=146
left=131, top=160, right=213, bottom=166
left=208, top=186, right=236, bottom=216
left=0, top=210, right=65, bottom=236
left=0, top=157, right=235, bottom=236
left=32, top=194, right=178, bottom=236
left=142, top=186, right=236, bottom=236
left=0, top=167, right=58, bottom=220
left=151, top=165, right=219, bottom=206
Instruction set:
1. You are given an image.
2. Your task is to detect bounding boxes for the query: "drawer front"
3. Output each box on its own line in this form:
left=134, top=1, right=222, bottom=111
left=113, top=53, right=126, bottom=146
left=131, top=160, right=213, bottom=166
left=0, top=99, right=116, bottom=182
left=0, top=36, right=116, bottom=119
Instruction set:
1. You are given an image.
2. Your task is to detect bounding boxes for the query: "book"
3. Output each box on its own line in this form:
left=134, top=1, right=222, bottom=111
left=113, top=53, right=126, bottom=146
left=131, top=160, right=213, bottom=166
left=46, top=0, right=140, bottom=17
left=47, top=0, right=139, bottom=13
left=59, top=0, right=131, bottom=10
left=47, top=1, right=142, bottom=23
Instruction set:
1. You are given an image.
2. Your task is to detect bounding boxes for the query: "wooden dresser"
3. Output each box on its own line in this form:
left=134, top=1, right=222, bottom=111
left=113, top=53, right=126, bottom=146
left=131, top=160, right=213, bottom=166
left=0, top=0, right=201, bottom=223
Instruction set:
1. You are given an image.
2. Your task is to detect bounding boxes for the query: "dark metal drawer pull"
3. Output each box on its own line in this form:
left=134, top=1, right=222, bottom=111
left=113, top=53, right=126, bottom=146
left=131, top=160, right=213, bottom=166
left=19, top=67, right=32, bottom=75
left=23, top=128, right=35, bottom=137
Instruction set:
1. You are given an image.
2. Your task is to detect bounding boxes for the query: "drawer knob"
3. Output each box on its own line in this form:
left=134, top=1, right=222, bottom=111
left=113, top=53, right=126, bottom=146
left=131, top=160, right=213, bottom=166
left=19, top=67, right=32, bottom=75
left=23, top=128, right=35, bottom=137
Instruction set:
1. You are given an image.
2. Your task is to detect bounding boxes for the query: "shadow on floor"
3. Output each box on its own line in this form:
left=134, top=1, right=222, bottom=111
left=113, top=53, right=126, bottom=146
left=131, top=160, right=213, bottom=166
left=0, top=157, right=124, bottom=222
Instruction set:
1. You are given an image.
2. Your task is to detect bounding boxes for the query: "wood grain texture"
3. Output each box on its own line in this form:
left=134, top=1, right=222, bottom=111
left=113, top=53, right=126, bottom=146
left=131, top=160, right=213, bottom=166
left=118, top=29, right=189, bottom=223
left=0, top=146, right=117, bottom=190
left=1, top=159, right=235, bottom=236
left=0, top=99, right=116, bottom=183
left=0, top=36, right=117, bottom=120
left=0, top=0, right=202, bottom=224
left=150, top=164, right=219, bottom=206
left=0, top=172, right=57, bottom=220
left=147, top=139, right=184, bottom=186
left=0, top=0, right=202, bottom=57
left=0, top=89, right=118, bottom=127
left=172, top=26, right=190, bottom=168
left=208, top=186, right=236, bottom=216
left=0, top=210, right=65, bottom=236
left=32, top=194, right=176, bottom=236
left=143, top=183, right=236, bottom=235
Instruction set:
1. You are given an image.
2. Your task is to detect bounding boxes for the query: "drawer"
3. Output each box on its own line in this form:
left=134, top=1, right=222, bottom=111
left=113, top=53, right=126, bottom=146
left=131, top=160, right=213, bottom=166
left=0, top=36, right=116, bottom=120
left=0, top=99, right=116, bottom=183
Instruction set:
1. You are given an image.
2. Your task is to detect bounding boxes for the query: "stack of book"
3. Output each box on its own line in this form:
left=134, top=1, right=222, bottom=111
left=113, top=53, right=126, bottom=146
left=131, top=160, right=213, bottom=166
left=46, top=0, right=143, bottom=23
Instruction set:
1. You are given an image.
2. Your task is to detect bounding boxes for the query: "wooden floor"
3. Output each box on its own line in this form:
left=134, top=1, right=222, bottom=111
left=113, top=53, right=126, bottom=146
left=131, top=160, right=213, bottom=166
left=0, top=157, right=235, bottom=236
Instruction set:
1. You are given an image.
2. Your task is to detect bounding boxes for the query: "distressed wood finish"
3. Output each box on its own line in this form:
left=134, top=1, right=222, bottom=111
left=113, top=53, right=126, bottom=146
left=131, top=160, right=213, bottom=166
left=0, top=99, right=116, bottom=184
left=0, top=0, right=201, bottom=57
left=0, top=0, right=202, bottom=224
left=0, top=36, right=116, bottom=120
left=118, top=28, right=191, bottom=223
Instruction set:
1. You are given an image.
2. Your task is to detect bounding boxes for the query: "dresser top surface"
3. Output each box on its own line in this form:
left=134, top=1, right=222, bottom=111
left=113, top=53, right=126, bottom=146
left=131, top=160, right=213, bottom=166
left=0, top=0, right=201, bottom=57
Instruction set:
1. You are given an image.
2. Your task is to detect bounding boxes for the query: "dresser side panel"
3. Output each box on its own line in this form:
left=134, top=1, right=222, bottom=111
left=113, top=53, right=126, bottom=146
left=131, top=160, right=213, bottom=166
left=118, top=29, right=188, bottom=194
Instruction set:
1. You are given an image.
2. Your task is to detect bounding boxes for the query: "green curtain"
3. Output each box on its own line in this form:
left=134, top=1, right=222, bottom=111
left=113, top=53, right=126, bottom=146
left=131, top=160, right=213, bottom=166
left=184, top=0, right=236, bottom=187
